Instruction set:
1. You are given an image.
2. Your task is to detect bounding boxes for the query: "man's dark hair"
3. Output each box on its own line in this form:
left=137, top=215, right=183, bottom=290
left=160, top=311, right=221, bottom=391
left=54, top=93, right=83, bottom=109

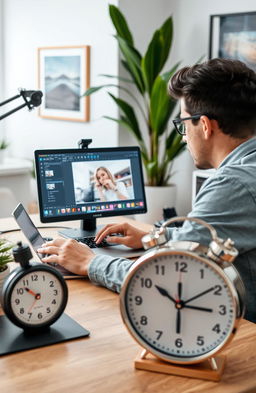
left=168, top=58, right=256, bottom=137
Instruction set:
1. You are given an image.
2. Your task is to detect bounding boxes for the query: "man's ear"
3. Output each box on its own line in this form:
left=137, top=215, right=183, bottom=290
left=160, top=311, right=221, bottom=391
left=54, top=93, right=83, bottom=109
left=200, top=116, right=217, bottom=139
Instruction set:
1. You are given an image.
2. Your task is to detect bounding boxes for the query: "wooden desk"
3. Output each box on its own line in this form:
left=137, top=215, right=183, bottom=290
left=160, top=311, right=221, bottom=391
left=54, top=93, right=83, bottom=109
left=0, top=217, right=256, bottom=393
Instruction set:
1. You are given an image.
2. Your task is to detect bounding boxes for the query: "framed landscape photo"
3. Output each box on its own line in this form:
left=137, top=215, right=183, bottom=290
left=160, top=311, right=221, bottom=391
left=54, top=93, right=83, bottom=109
left=209, top=11, right=256, bottom=72
left=38, top=46, right=90, bottom=121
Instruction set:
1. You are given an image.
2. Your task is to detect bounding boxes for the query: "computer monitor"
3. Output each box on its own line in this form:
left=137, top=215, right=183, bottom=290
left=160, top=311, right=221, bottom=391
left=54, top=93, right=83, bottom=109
left=34, top=146, right=147, bottom=239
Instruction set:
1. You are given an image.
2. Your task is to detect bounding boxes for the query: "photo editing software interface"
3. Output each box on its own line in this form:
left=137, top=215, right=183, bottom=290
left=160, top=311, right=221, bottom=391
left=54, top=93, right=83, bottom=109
left=35, top=147, right=147, bottom=222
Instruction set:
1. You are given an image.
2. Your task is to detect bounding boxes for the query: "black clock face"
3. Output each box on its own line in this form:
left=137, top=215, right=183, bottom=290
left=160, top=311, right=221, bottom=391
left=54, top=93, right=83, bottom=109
left=2, top=264, right=68, bottom=329
left=121, top=251, right=238, bottom=363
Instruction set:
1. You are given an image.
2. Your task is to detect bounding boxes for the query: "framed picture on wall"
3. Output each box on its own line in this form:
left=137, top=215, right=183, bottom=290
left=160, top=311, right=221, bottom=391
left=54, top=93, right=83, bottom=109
left=38, top=45, right=90, bottom=122
left=209, top=11, right=256, bottom=72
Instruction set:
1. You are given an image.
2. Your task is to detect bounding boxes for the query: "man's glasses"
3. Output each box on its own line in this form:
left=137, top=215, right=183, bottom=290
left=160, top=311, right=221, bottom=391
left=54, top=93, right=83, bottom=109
left=173, top=114, right=203, bottom=136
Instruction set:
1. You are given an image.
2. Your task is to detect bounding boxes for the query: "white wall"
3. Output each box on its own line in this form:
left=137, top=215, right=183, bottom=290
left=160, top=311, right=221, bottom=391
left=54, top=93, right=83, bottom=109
left=2, top=0, right=119, bottom=160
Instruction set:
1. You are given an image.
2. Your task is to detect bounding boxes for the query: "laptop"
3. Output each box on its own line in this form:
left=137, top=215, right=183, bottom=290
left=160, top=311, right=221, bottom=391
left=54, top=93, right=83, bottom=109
left=12, top=203, right=144, bottom=278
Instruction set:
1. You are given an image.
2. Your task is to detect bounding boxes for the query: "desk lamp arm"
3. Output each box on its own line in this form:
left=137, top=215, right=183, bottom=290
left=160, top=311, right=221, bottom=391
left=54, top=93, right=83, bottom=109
left=0, top=89, right=43, bottom=121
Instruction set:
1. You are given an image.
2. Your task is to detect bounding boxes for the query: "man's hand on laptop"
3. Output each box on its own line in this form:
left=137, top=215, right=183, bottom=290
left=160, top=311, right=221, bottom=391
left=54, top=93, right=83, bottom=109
left=38, top=239, right=95, bottom=276
left=95, top=222, right=147, bottom=249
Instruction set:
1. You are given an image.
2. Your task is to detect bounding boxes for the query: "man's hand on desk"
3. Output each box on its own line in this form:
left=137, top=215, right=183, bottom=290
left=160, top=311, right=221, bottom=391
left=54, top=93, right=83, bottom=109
left=95, top=222, right=147, bottom=249
left=37, top=222, right=148, bottom=276
left=38, top=239, right=94, bottom=276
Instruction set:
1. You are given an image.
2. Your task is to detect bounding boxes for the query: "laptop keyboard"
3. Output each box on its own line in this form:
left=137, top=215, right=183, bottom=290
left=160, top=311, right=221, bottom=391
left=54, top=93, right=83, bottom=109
left=77, top=236, right=111, bottom=248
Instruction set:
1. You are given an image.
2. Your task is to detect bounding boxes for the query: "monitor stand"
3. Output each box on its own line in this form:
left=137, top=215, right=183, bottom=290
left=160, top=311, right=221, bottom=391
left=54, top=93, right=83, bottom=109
left=58, top=218, right=103, bottom=240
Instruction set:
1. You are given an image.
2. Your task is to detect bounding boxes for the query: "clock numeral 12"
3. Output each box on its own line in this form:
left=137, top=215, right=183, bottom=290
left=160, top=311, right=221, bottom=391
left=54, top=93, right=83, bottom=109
left=175, top=262, right=188, bottom=272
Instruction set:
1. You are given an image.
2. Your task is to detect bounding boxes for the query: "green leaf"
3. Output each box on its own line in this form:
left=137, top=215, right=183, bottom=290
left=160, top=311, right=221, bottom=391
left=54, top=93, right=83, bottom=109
left=109, top=5, right=134, bottom=46
left=141, top=30, right=162, bottom=94
left=82, top=85, right=116, bottom=97
left=141, top=16, right=173, bottom=94
left=166, top=129, right=177, bottom=150
left=0, top=239, right=13, bottom=269
left=148, top=161, right=158, bottom=174
left=99, top=74, right=134, bottom=83
left=158, top=17, right=173, bottom=70
left=107, top=93, right=143, bottom=141
left=120, top=60, right=140, bottom=85
left=150, top=75, right=176, bottom=137
left=166, top=131, right=186, bottom=161
left=116, top=36, right=145, bottom=94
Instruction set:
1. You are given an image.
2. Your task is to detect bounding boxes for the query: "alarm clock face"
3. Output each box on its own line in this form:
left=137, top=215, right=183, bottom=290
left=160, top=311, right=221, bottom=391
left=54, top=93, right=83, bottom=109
left=2, top=265, right=68, bottom=329
left=120, top=250, right=239, bottom=364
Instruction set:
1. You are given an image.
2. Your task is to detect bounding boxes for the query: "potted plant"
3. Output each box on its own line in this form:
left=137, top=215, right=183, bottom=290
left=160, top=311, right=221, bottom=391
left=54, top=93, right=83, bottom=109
left=0, top=139, right=9, bottom=164
left=0, top=239, right=13, bottom=293
left=84, top=5, right=186, bottom=223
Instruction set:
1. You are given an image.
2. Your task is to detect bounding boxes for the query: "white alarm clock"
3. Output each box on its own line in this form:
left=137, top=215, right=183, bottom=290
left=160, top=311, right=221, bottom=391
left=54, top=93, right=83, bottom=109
left=120, top=217, right=245, bottom=366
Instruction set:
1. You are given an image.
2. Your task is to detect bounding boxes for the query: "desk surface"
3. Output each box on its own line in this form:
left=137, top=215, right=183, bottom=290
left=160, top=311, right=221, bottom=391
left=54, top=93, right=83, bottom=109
left=0, top=216, right=255, bottom=393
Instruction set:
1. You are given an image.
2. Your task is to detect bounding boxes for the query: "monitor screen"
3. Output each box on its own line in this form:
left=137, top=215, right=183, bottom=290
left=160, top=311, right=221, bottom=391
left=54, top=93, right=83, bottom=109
left=34, top=146, right=147, bottom=226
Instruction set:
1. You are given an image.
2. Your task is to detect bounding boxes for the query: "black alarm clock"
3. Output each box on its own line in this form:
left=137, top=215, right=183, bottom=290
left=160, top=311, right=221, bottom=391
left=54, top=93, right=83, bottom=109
left=0, top=242, right=68, bottom=330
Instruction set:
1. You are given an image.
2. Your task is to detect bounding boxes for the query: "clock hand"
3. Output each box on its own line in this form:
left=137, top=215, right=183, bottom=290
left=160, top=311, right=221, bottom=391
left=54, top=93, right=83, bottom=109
left=28, top=298, right=38, bottom=313
left=177, top=269, right=183, bottom=301
left=176, top=308, right=181, bottom=334
left=25, top=287, right=41, bottom=300
left=25, top=287, right=37, bottom=296
left=155, top=285, right=176, bottom=303
left=178, top=282, right=182, bottom=300
left=155, top=285, right=183, bottom=334
left=184, top=305, right=213, bottom=312
left=183, top=286, right=215, bottom=305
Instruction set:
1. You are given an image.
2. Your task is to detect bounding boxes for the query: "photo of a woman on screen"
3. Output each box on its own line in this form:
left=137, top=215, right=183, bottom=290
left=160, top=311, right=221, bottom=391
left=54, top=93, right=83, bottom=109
left=94, top=166, right=129, bottom=201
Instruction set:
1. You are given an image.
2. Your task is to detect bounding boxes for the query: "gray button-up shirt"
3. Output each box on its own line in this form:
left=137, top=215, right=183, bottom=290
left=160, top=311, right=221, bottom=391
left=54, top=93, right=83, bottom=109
left=88, top=137, right=256, bottom=323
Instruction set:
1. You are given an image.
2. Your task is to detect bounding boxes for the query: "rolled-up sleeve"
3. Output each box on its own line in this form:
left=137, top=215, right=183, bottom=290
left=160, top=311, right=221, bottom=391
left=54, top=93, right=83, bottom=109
left=88, top=254, right=134, bottom=293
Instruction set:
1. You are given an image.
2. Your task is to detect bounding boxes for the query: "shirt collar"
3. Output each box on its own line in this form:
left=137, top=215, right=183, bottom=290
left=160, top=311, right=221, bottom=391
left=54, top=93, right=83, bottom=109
left=218, top=137, right=256, bottom=168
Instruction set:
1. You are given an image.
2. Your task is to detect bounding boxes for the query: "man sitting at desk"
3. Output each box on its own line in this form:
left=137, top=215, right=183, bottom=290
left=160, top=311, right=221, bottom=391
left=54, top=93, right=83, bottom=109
left=38, top=58, right=256, bottom=324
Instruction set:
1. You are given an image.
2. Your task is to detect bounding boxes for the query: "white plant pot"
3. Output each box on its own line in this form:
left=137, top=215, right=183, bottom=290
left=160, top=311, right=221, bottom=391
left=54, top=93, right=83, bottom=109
left=137, top=184, right=177, bottom=225
left=0, top=264, right=10, bottom=299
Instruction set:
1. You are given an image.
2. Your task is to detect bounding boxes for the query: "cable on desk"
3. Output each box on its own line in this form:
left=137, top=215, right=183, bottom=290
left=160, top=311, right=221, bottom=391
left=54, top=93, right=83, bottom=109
left=0, top=226, right=70, bottom=235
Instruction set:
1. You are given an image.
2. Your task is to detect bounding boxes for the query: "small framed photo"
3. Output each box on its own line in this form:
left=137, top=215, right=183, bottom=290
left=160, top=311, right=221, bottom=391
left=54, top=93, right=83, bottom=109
left=209, top=11, right=256, bottom=72
left=38, top=45, right=90, bottom=122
